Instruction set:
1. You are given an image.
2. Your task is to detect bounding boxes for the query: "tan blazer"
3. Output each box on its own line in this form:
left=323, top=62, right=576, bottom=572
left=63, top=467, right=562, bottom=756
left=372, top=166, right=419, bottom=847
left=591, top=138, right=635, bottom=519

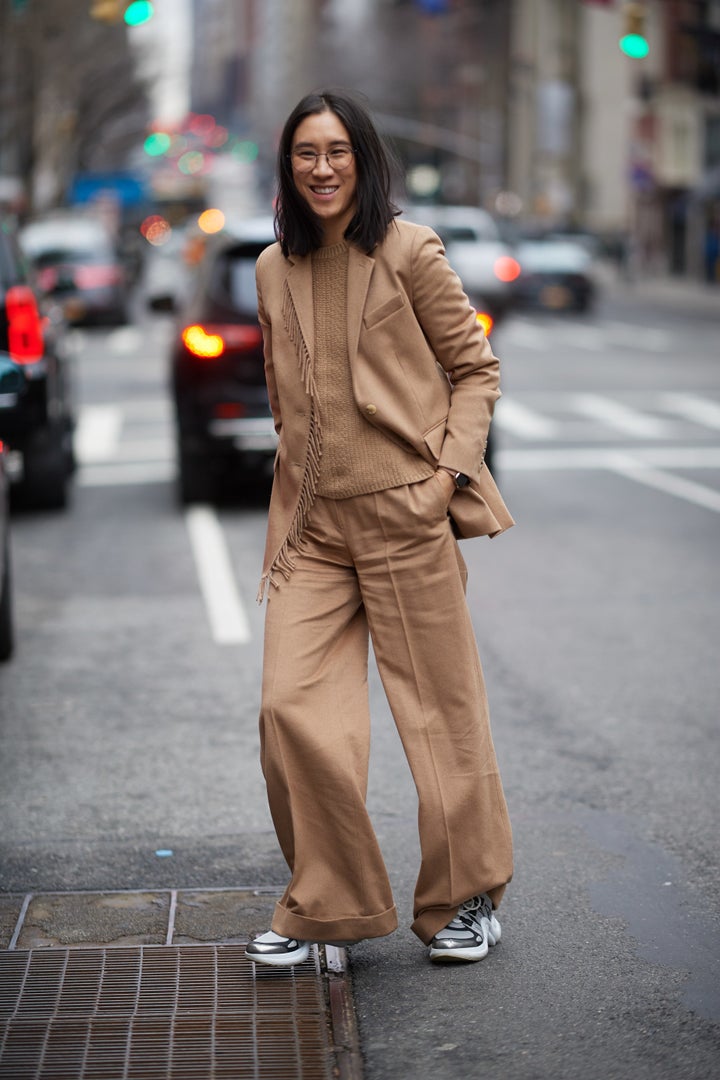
left=255, top=218, right=514, bottom=597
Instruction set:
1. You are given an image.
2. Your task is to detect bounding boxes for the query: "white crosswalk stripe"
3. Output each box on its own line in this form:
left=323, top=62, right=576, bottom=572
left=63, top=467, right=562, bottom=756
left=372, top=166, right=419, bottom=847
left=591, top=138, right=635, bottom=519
left=569, top=393, right=673, bottom=438
left=494, top=398, right=559, bottom=439
left=72, top=381, right=720, bottom=516
left=76, top=398, right=173, bottom=486
left=658, top=393, right=720, bottom=430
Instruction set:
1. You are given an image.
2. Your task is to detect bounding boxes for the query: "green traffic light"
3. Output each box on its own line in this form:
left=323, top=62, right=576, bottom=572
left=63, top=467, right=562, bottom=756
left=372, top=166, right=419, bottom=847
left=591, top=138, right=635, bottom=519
left=619, top=32, right=649, bottom=58
left=144, top=132, right=171, bottom=156
left=125, top=1, right=154, bottom=26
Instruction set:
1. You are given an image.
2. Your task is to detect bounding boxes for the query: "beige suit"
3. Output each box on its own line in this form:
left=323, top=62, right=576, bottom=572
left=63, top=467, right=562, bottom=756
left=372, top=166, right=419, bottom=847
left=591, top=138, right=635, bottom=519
left=255, top=219, right=513, bottom=946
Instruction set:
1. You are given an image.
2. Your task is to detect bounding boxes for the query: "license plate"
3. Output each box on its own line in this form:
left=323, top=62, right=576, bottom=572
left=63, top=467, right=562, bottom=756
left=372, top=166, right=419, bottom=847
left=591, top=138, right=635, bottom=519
left=539, top=284, right=572, bottom=309
left=64, top=298, right=86, bottom=320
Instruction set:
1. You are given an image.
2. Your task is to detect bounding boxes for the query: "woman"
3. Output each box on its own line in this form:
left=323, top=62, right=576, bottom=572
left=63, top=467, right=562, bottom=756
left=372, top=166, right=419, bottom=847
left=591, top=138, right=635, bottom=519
left=246, top=89, right=514, bottom=968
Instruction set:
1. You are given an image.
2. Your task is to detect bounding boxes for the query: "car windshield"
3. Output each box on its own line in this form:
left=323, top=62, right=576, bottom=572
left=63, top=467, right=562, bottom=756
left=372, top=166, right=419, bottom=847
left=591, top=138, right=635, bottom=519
left=516, top=241, right=591, bottom=272
left=210, top=243, right=269, bottom=312
left=33, top=247, right=112, bottom=266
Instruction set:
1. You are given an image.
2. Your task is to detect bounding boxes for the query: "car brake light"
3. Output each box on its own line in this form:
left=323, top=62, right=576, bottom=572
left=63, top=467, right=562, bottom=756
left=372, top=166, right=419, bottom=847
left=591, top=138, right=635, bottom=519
left=475, top=310, right=494, bottom=336
left=222, top=325, right=263, bottom=350
left=182, top=324, right=225, bottom=358
left=215, top=402, right=247, bottom=419
left=181, top=323, right=263, bottom=359
left=6, top=285, right=44, bottom=363
left=74, top=264, right=123, bottom=289
left=493, top=256, right=521, bottom=283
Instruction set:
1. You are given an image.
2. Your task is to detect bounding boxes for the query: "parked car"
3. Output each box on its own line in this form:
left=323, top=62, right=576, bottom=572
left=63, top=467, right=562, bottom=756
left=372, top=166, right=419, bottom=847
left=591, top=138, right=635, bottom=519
left=0, top=223, right=75, bottom=509
left=402, top=204, right=521, bottom=326
left=513, top=234, right=597, bottom=312
left=168, top=217, right=278, bottom=504
left=0, top=356, right=25, bottom=661
left=20, top=213, right=129, bottom=326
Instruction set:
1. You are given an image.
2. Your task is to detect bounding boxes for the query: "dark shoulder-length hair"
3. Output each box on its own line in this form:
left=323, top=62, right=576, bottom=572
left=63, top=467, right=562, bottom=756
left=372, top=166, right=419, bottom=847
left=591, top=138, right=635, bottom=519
left=274, top=88, right=400, bottom=258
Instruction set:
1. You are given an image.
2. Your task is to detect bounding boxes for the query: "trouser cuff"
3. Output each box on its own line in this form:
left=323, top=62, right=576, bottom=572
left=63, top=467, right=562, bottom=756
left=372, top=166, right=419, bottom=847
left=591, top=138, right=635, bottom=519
left=272, top=902, right=398, bottom=944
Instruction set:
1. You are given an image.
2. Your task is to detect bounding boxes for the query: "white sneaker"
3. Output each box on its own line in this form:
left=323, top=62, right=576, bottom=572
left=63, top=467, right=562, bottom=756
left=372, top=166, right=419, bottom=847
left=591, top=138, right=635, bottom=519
left=428, top=894, right=502, bottom=963
left=246, top=930, right=311, bottom=967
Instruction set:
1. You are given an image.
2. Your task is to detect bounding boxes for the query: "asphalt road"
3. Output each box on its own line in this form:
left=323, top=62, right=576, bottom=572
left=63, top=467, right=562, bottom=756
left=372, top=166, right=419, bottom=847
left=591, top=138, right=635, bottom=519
left=1, top=277, right=718, bottom=1079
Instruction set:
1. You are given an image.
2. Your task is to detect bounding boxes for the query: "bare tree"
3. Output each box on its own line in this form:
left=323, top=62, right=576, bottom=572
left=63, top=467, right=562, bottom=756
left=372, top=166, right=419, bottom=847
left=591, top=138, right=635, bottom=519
left=1, top=0, right=149, bottom=213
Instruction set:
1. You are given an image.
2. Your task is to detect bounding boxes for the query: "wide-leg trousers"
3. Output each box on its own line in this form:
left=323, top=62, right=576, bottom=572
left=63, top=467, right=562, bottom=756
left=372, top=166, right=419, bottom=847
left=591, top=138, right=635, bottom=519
left=259, top=473, right=513, bottom=946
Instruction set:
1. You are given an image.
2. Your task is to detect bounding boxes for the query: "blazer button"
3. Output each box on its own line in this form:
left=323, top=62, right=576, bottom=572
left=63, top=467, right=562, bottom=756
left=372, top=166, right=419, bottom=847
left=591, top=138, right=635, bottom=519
left=365, top=403, right=377, bottom=415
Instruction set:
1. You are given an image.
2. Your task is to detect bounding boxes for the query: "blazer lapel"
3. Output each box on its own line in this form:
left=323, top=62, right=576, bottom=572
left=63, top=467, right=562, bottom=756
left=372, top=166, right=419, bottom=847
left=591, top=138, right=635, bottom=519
left=347, top=247, right=375, bottom=361
left=285, top=255, right=315, bottom=361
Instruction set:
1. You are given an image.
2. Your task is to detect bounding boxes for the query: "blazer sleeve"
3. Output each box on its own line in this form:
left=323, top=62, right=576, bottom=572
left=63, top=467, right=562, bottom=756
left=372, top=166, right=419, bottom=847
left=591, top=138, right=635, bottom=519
left=409, top=226, right=500, bottom=480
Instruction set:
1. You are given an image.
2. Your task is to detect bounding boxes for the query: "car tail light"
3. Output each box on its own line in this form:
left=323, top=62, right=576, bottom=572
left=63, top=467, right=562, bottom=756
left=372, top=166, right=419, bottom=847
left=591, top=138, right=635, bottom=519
left=181, top=323, right=263, bottom=359
left=493, top=256, right=521, bottom=283
left=74, top=264, right=123, bottom=289
left=475, top=310, right=494, bottom=336
left=183, top=324, right=225, bottom=358
left=5, top=285, right=44, bottom=363
left=214, top=402, right=247, bottom=419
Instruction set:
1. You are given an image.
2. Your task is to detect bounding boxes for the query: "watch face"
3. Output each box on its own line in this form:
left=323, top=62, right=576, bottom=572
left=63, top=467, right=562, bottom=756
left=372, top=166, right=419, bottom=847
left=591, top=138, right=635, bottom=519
left=455, top=472, right=471, bottom=488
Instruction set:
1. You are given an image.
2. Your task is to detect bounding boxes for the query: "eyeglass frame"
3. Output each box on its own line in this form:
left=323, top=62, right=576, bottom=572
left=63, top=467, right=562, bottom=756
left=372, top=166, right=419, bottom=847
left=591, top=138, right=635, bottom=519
left=288, top=146, right=358, bottom=173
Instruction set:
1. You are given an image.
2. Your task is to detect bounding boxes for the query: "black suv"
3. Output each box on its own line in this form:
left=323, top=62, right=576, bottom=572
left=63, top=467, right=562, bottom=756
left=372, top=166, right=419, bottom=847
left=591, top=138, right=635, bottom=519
left=166, top=217, right=277, bottom=504
left=0, top=356, right=24, bottom=660
left=0, top=222, right=75, bottom=509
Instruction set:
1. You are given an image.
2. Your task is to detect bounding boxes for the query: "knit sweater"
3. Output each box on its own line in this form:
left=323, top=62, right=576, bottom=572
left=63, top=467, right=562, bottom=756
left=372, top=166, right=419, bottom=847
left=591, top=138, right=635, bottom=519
left=312, top=242, right=434, bottom=499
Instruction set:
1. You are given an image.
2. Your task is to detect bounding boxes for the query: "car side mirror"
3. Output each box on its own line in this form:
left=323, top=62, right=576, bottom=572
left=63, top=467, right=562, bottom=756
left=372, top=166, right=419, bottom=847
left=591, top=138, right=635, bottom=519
left=148, top=294, right=177, bottom=313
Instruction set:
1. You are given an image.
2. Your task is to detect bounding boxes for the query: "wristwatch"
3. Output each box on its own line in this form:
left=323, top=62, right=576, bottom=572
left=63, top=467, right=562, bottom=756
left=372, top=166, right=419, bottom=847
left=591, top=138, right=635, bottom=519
left=452, top=471, right=471, bottom=489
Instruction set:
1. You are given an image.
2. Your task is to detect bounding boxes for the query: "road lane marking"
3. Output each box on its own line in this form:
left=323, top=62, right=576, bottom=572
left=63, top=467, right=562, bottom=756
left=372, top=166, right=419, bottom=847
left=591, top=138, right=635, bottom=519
left=77, top=462, right=174, bottom=486
left=107, top=327, right=144, bottom=354
left=608, top=455, right=720, bottom=514
left=494, top=399, right=559, bottom=439
left=659, top=393, right=720, bottom=430
left=74, top=405, right=123, bottom=463
left=108, top=439, right=173, bottom=462
left=499, top=446, right=720, bottom=470
left=501, top=320, right=547, bottom=348
left=185, top=505, right=251, bottom=645
left=499, top=445, right=720, bottom=513
left=570, top=394, right=672, bottom=437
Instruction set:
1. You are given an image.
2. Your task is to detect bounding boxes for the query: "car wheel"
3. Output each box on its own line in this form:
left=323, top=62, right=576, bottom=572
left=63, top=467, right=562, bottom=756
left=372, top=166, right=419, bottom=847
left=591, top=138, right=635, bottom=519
left=178, top=445, right=218, bottom=505
left=17, top=421, right=71, bottom=510
left=0, top=532, right=14, bottom=661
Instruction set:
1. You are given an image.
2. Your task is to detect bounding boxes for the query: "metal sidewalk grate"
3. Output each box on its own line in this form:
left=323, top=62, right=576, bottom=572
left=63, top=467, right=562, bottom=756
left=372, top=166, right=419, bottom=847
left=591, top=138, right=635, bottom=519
left=0, top=945, right=338, bottom=1079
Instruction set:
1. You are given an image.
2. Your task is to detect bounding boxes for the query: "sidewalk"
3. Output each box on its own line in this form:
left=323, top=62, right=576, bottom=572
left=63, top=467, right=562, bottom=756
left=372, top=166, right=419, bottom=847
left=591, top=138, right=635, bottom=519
left=0, top=888, right=362, bottom=1080
left=599, top=262, right=720, bottom=317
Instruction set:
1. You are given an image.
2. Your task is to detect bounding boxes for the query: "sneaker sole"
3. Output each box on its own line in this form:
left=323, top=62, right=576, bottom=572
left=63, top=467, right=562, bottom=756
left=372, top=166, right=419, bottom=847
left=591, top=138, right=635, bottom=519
left=428, top=940, right=489, bottom=962
left=428, top=915, right=501, bottom=963
left=246, top=942, right=311, bottom=968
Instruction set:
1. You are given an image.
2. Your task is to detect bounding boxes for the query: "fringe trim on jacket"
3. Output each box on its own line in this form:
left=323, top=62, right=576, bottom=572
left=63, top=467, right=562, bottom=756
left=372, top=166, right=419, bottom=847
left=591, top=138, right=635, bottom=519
left=257, top=280, right=322, bottom=602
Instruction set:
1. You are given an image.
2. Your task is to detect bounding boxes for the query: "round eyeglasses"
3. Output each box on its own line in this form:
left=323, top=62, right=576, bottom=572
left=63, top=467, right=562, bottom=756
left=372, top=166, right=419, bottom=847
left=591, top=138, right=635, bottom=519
left=290, top=147, right=357, bottom=173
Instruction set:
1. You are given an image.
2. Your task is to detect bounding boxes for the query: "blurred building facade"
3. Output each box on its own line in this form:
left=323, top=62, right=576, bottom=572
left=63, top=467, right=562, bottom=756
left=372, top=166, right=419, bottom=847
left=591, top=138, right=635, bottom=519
left=184, top=0, right=718, bottom=281
left=507, top=0, right=720, bottom=279
left=4, top=1, right=715, bottom=280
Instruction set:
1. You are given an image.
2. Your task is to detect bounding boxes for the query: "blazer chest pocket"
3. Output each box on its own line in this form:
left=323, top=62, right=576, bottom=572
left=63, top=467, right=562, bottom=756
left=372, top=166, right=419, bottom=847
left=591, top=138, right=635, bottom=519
left=363, top=292, right=405, bottom=329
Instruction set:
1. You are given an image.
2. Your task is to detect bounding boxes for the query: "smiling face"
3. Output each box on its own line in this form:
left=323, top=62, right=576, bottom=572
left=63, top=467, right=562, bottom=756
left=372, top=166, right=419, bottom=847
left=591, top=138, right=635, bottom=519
left=291, top=109, right=358, bottom=246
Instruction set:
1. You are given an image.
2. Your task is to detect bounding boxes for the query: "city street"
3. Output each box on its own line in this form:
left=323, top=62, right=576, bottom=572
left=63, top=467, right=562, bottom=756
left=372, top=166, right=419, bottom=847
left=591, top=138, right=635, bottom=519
left=1, top=277, right=719, bottom=1079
